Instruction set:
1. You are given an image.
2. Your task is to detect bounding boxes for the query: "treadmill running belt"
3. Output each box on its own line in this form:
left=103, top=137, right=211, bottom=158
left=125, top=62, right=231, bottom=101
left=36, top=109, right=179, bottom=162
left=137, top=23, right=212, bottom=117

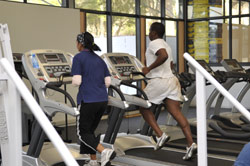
left=167, top=138, right=243, bottom=156
left=53, top=160, right=86, bottom=166
left=126, top=148, right=234, bottom=166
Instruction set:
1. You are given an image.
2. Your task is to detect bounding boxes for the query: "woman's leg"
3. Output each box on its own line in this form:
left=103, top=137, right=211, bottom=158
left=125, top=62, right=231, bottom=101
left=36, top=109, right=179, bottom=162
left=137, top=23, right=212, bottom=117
left=78, top=102, right=103, bottom=155
left=164, top=98, right=193, bottom=146
left=139, top=107, right=163, bottom=137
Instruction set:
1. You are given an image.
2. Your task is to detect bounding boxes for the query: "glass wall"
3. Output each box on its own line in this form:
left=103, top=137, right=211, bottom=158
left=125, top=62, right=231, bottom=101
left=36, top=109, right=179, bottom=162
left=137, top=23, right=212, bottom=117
left=27, top=0, right=65, bottom=6
left=86, top=13, right=107, bottom=56
left=75, top=0, right=106, bottom=10
left=6, top=0, right=66, bottom=6
left=112, top=16, right=136, bottom=94
left=112, top=16, right=136, bottom=56
left=166, top=0, right=183, bottom=18
left=112, top=0, right=135, bottom=14
left=232, top=23, right=250, bottom=62
left=140, top=0, right=161, bottom=17
left=166, top=20, right=177, bottom=63
left=7, top=0, right=23, bottom=2
left=188, top=0, right=250, bottom=63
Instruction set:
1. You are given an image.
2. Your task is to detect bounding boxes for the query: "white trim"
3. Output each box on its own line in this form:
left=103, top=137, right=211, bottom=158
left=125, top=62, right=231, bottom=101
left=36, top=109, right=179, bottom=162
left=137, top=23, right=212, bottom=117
left=76, top=114, right=97, bottom=153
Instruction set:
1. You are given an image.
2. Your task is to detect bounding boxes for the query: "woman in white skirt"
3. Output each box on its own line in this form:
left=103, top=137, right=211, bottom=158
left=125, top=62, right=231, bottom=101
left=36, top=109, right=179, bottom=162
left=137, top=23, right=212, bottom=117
left=140, top=22, right=197, bottom=161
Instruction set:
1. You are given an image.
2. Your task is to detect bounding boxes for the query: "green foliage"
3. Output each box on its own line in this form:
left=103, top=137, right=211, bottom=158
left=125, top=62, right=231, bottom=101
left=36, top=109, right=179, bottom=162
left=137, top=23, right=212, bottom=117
left=80, top=0, right=179, bottom=36
left=75, top=0, right=106, bottom=10
left=27, top=0, right=62, bottom=6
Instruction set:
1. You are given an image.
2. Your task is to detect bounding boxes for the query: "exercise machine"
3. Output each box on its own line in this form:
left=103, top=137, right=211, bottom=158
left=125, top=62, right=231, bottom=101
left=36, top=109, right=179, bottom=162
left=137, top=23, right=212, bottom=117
left=101, top=53, right=234, bottom=166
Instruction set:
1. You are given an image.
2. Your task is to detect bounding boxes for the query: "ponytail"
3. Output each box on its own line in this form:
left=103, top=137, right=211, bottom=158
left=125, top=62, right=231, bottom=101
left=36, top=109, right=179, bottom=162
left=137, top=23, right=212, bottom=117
left=76, top=32, right=101, bottom=52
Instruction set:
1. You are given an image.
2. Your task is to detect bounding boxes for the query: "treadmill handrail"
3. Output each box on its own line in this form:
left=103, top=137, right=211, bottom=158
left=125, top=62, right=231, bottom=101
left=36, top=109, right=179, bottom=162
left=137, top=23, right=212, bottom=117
left=45, top=84, right=76, bottom=107
left=120, top=81, right=149, bottom=100
left=209, top=122, right=250, bottom=139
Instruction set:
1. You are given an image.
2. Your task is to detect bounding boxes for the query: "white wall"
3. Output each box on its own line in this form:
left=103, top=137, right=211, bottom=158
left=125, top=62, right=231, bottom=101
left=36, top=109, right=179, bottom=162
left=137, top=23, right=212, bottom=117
left=0, top=1, right=80, bottom=124
left=0, top=1, right=80, bottom=55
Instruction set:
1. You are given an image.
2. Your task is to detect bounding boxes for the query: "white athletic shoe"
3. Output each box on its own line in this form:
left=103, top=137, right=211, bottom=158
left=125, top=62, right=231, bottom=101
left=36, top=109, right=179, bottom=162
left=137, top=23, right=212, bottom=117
left=154, top=133, right=170, bottom=151
left=83, top=160, right=100, bottom=166
left=183, top=142, right=197, bottom=160
left=101, top=148, right=116, bottom=166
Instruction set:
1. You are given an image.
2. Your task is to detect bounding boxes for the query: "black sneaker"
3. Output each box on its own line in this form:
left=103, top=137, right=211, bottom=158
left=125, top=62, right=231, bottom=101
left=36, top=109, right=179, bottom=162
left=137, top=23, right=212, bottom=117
left=183, top=143, right=197, bottom=160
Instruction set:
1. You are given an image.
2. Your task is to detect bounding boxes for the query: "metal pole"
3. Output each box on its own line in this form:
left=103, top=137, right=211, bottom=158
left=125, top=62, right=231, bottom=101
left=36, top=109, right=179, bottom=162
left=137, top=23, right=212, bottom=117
left=196, top=70, right=207, bottom=166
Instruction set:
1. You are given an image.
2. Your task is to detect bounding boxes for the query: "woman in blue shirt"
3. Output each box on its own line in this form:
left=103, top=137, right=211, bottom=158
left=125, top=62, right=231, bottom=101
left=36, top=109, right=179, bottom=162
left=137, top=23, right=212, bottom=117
left=71, top=32, right=115, bottom=166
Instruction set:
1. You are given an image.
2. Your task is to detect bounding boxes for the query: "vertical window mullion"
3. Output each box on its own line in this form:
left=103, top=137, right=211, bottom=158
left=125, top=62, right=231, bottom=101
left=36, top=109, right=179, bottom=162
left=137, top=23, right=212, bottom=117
left=107, top=0, right=112, bottom=53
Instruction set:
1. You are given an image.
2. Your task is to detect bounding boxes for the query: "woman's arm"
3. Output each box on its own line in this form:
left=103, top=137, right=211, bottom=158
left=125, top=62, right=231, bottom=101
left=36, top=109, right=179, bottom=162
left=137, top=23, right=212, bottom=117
left=142, top=48, right=168, bottom=75
left=72, top=75, right=82, bottom=86
left=105, top=76, right=111, bottom=88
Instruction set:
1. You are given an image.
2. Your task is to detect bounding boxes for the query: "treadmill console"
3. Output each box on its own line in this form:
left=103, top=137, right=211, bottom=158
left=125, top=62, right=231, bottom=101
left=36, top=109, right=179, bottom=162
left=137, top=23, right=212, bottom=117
left=196, top=60, right=215, bottom=76
left=101, top=53, right=144, bottom=81
left=23, top=49, right=73, bottom=83
left=221, top=59, right=245, bottom=73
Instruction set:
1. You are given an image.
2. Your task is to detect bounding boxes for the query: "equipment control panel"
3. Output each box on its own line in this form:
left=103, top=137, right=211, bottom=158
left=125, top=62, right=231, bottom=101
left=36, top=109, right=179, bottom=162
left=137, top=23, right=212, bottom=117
left=196, top=60, right=215, bottom=75
left=101, top=53, right=144, bottom=81
left=221, top=59, right=245, bottom=73
left=23, top=49, right=73, bottom=83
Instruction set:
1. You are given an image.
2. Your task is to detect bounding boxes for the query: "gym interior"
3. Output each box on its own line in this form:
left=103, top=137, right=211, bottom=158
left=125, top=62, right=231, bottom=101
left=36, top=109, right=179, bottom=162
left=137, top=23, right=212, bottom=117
left=1, top=0, right=250, bottom=166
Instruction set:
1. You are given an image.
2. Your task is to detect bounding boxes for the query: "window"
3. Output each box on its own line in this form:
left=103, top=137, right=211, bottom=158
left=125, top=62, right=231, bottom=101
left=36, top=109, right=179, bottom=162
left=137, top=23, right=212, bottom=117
left=188, top=21, right=210, bottom=63
left=86, top=13, right=107, bottom=56
left=112, top=16, right=136, bottom=56
left=7, top=0, right=23, bottom=2
left=112, top=0, right=135, bottom=14
left=112, top=16, right=136, bottom=94
left=75, top=0, right=106, bottom=11
left=187, top=19, right=234, bottom=63
left=241, top=17, right=249, bottom=26
left=166, top=0, right=183, bottom=18
left=225, top=0, right=239, bottom=16
left=188, top=0, right=224, bottom=19
left=27, top=0, right=65, bottom=7
left=165, top=21, right=177, bottom=63
left=232, top=22, right=250, bottom=62
left=141, top=0, right=161, bottom=17
left=241, top=1, right=249, bottom=15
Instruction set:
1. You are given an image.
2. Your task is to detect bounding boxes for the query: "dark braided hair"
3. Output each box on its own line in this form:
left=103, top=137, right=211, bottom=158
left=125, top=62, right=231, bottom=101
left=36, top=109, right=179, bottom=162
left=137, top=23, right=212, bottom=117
left=77, top=32, right=101, bottom=52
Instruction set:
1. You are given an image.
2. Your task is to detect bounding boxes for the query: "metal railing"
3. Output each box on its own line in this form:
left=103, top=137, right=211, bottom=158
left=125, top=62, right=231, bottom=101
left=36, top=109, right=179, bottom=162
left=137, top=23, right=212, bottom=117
left=184, top=53, right=250, bottom=166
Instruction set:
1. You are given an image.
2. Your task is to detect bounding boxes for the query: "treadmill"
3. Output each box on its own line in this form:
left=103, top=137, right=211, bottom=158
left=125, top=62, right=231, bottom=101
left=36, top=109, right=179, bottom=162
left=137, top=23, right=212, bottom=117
left=164, top=60, right=248, bottom=157
left=212, top=59, right=250, bottom=126
left=21, top=50, right=129, bottom=166
left=101, top=53, right=234, bottom=166
left=208, top=59, right=250, bottom=140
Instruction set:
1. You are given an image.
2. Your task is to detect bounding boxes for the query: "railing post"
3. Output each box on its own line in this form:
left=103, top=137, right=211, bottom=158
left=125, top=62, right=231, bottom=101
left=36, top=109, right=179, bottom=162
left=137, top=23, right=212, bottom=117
left=0, top=24, right=22, bottom=166
left=196, top=70, right=207, bottom=166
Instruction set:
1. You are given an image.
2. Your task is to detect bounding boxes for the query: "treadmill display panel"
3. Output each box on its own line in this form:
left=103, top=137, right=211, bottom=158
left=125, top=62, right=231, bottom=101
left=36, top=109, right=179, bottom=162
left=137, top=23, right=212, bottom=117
left=224, top=59, right=243, bottom=71
left=37, top=53, right=67, bottom=63
left=197, top=60, right=213, bottom=73
left=109, top=56, right=132, bottom=65
left=45, top=54, right=59, bottom=61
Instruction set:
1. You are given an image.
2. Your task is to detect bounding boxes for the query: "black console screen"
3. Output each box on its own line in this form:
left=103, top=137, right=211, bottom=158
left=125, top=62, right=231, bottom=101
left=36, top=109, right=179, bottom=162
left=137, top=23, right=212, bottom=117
left=226, top=60, right=243, bottom=71
left=197, top=60, right=213, bottom=73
